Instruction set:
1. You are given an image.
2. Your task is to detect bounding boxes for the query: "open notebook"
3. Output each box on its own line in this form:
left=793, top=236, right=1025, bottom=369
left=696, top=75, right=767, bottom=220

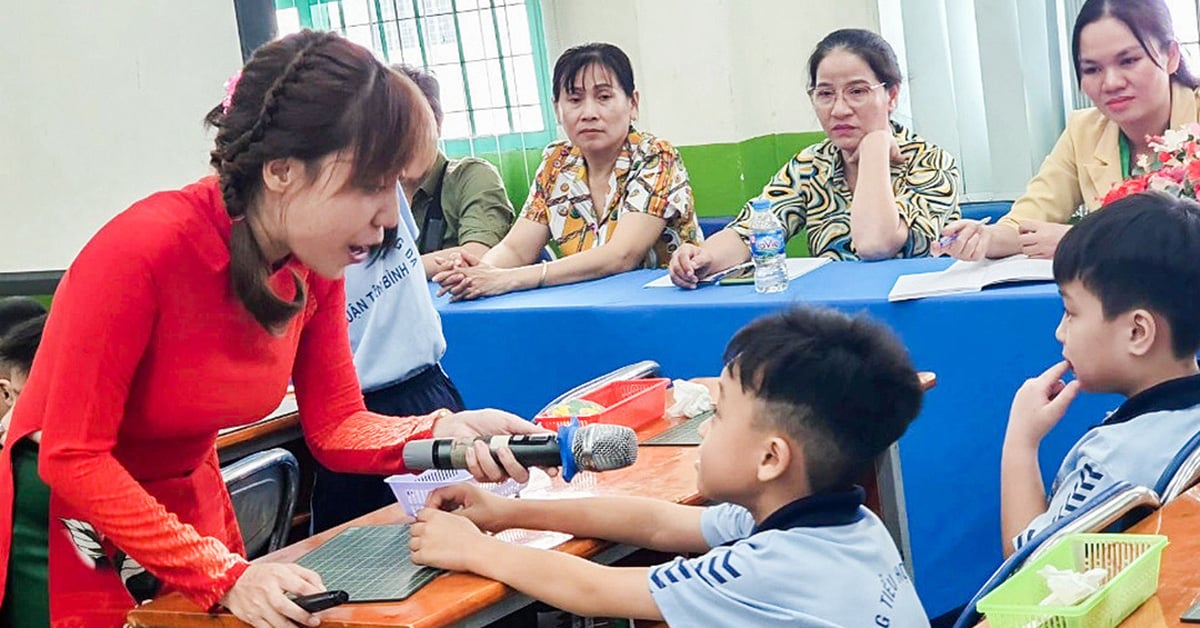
left=643, top=257, right=830, bottom=288
left=888, top=255, right=1054, bottom=302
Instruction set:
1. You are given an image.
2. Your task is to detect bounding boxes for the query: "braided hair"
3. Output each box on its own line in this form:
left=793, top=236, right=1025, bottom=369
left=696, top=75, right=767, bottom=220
left=204, top=30, right=435, bottom=332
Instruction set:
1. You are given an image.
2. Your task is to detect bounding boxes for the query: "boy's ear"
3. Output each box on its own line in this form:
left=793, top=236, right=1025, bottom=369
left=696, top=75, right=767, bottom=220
left=0, top=377, right=12, bottom=405
left=1126, top=308, right=1157, bottom=357
left=757, top=435, right=792, bottom=483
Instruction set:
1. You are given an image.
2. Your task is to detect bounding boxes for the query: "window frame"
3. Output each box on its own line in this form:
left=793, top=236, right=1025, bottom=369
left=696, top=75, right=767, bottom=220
left=274, top=0, right=557, bottom=157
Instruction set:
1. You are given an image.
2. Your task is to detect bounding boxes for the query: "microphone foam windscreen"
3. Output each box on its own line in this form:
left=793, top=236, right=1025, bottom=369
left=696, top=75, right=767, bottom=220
left=571, top=423, right=639, bottom=471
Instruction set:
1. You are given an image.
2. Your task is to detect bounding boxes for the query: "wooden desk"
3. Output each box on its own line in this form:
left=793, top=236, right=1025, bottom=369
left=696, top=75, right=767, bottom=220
left=976, top=486, right=1200, bottom=627
left=1117, top=486, right=1200, bottom=627
left=127, top=443, right=702, bottom=628
left=216, top=395, right=300, bottom=464
left=131, top=374, right=937, bottom=627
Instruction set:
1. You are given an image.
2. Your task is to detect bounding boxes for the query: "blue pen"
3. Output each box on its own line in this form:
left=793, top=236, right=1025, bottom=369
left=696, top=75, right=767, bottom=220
left=936, top=216, right=992, bottom=248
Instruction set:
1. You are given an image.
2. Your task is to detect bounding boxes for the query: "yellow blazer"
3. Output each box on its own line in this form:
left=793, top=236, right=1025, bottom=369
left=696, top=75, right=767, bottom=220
left=1000, top=82, right=1200, bottom=230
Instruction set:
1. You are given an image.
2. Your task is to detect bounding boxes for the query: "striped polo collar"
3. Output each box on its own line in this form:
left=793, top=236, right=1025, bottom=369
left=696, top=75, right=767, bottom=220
left=1100, top=368, right=1200, bottom=428
left=752, top=486, right=866, bottom=534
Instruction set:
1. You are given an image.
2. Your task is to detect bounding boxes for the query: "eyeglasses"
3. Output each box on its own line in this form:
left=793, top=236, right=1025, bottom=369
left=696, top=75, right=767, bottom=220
left=807, top=82, right=886, bottom=109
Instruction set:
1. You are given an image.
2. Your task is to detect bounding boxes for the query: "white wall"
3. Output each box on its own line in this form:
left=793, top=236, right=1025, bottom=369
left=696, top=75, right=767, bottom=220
left=541, top=0, right=881, bottom=146
left=0, top=1, right=242, bottom=273
left=886, top=0, right=1066, bottom=201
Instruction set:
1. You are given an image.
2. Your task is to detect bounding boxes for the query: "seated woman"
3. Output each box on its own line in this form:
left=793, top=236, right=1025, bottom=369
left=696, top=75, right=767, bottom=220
left=433, top=43, right=700, bottom=301
left=669, top=28, right=959, bottom=288
left=936, top=0, right=1200, bottom=260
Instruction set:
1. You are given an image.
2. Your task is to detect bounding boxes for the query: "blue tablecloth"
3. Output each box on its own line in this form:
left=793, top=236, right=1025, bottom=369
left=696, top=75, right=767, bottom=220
left=431, top=258, right=1122, bottom=616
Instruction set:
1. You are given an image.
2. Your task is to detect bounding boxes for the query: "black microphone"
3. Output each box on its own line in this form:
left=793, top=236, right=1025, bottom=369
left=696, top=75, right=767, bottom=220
left=401, top=422, right=638, bottom=482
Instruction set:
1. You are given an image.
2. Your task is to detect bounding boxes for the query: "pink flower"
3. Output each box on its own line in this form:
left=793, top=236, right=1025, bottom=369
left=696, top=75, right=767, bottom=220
left=1103, top=176, right=1148, bottom=205
left=221, top=70, right=243, bottom=114
left=1187, top=160, right=1200, bottom=185
left=1157, top=165, right=1186, bottom=184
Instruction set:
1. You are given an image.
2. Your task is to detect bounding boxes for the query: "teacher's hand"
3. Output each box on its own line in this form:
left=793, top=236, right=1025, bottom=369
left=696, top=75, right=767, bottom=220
left=845, top=128, right=904, bottom=167
left=220, top=563, right=325, bottom=628
left=432, top=263, right=517, bottom=302
left=427, top=249, right=480, bottom=276
left=433, top=409, right=552, bottom=483
left=931, top=220, right=991, bottom=261
left=669, top=243, right=714, bottom=289
left=1017, top=220, right=1071, bottom=259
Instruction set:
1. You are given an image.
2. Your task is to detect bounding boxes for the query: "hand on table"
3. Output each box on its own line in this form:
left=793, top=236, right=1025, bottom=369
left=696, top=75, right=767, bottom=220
left=932, top=219, right=991, bottom=260
left=220, top=562, right=325, bottom=628
left=668, top=243, right=716, bottom=289
left=427, top=249, right=480, bottom=275
left=423, top=482, right=512, bottom=533
left=409, top=508, right=492, bottom=572
left=432, top=262, right=519, bottom=302
left=1017, top=220, right=1071, bottom=259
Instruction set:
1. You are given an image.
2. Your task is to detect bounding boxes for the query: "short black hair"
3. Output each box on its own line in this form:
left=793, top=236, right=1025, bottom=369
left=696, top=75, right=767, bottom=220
left=0, top=297, right=46, bottom=339
left=392, top=63, right=444, bottom=126
left=807, top=29, right=903, bottom=91
left=1054, top=191, right=1200, bottom=358
left=0, top=313, right=46, bottom=376
left=723, top=307, right=923, bottom=493
left=551, top=42, right=635, bottom=102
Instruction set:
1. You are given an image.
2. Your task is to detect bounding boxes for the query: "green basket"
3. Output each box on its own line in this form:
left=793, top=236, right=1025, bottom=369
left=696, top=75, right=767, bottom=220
left=977, top=533, right=1167, bottom=628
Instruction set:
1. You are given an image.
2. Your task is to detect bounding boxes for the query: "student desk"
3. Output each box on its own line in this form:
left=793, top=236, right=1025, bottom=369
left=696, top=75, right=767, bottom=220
left=432, top=257, right=1123, bottom=615
left=976, top=485, right=1200, bottom=627
left=127, top=420, right=703, bottom=627
left=1117, top=485, right=1200, bottom=626
left=215, top=394, right=300, bottom=464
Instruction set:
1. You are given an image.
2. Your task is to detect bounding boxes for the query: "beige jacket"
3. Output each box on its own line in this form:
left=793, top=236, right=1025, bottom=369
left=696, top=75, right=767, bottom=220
left=1001, top=82, right=1200, bottom=230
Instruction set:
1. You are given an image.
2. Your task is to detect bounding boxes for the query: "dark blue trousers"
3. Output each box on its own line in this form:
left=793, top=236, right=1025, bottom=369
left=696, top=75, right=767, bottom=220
left=309, top=365, right=465, bottom=533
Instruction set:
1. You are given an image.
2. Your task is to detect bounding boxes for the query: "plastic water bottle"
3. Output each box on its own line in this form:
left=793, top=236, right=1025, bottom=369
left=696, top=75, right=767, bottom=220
left=747, top=199, right=788, bottom=294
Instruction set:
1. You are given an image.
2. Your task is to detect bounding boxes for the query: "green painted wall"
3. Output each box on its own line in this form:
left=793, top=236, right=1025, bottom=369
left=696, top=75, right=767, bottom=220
left=463, top=131, right=825, bottom=218
left=461, top=130, right=825, bottom=257
left=677, top=131, right=826, bottom=216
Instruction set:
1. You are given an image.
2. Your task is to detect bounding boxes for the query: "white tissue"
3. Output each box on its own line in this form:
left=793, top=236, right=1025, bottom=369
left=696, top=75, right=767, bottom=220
left=1037, top=564, right=1108, bottom=606
left=666, top=379, right=714, bottom=418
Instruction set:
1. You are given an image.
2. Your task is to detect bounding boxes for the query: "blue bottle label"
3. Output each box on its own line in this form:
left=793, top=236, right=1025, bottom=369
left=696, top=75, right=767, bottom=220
left=750, top=229, right=785, bottom=256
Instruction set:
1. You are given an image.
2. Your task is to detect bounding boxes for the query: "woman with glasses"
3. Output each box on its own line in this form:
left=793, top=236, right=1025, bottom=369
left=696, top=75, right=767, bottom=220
left=669, top=29, right=959, bottom=286
left=936, top=0, right=1200, bottom=260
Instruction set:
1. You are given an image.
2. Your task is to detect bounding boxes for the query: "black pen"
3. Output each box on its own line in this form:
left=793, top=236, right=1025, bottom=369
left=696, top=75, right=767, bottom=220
left=289, top=590, right=350, bottom=613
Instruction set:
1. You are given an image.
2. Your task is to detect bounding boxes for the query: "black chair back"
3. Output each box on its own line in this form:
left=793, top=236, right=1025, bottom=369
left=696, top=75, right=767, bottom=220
left=222, top=448, right=300, bottom=559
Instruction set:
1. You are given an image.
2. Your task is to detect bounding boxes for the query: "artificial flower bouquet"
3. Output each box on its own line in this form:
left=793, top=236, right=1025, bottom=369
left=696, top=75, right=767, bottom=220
left=1103, top=122, right=1200, bottom=204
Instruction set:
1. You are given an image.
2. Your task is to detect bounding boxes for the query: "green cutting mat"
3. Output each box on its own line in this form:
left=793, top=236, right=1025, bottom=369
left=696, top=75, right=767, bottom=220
left=296, top=525, right=443, bottom=602
left=641, top=418, right=703, bottom=446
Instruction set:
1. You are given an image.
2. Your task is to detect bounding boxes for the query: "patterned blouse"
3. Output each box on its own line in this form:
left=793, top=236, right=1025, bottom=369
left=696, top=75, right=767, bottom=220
left=730, top=122, right=960, bottom=260
left=520, top=129, right=701, bottom=268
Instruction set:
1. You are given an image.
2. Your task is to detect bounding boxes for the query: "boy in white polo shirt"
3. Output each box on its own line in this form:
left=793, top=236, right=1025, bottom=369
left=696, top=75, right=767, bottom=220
left=410, top=307, right=930, bottom=626
left=1002, top=191, right=1200, bottom=556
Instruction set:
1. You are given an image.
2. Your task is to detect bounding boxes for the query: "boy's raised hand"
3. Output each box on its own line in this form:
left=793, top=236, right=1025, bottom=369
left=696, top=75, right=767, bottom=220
left=410, top=508, right=490, bottom=572
left=1007, top=360, right=1081, bottom=446
left=424, top=483, right=511, bottom=533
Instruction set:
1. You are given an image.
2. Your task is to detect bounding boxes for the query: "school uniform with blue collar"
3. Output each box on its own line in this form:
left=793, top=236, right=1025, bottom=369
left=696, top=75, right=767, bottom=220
left=648, top=487, right=929, bottom=627
left=1013, top=372, right=1200, bottom=551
